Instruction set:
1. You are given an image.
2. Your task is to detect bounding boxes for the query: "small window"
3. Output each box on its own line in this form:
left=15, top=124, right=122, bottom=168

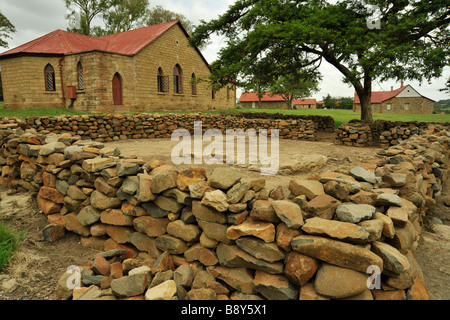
left=173, top=64, right=182, bottom=94
left=191, top=73, right=197, bottom=95
left=212, top=89, right=215, bottom=100
left=44, top=64, right=55, bottom=91
left=157, top=68, right=169, bottom=92
left=77, top=61, right=84, bottom=90
left=386, top=103, right=392, bottom=110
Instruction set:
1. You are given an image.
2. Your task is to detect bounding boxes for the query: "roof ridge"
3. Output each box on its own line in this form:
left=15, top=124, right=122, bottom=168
left=56, top=29, right=74, bottom=53
left=16, top=30, right=61, bottom=54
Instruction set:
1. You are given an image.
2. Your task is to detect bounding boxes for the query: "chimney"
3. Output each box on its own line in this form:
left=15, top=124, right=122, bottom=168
left=401, top=81, right=404, bottom=87
left=391, top=86, right=394, bottom=91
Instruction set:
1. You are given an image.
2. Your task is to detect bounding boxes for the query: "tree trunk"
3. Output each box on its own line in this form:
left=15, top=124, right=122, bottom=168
left=356, top=73, right=374, bottom=122
left=359, top=93, right=373, bottom=122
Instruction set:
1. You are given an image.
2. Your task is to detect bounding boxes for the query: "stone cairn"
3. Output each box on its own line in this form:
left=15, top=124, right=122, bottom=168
left=0, top=124, right=448, bottom=301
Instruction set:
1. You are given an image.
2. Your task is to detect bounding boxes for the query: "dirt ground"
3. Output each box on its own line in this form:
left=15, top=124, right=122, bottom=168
left=0, top=133, right=448, bottom=300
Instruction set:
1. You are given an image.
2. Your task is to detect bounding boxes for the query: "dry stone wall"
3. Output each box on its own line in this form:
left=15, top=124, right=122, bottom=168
left=0, top=112, right=321, bottom=142
left=335, top=120, right=450, bottom=148
left=0, top=124, right=448, bottom=301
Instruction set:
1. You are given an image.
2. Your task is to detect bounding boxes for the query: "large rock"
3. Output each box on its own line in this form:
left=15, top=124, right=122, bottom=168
left=349, top=166, right=377, bottom=184
left=110, top=274, right=148, bottom=298
left=226, top=182, right=250, bottom=204
left=301, top=217, right=370, bottom=243
left=136, top=174, right=156, bottom=202
left=176, top=168, right=207, bottom=191
left=271, top=200, right=304, bottom=229
left=192, top=200, right=227, bottom=223
left=304, top=194, right=341, bottom=220
left=284, top=251, right=319, bottom=286
left=314, top=263, right=368, bottom=299
left=201, top=189, right=230, bottom=212
left=209, top=167, right=242, bottom=190
left=184, top=243, right=218, bottom=266
left=216, top=243, right=284, bottom=274
left=249, top=200, right=280, bottom=223
left=335, top=203, right=375, bottom=223
left=252, top=271, right=297, bottom=300
left=39, top=141, right=66, bottom=156
left=371, top=241, right=411, bottom=274
left=376, top=193, right=403, bottom=207
left=289, top=179, right=325, bottom=200
left=144, top=280, right=177, bottom=300
left=82, top=157, right=116, bottom=172
left=77, top=205, right=102, bottom=226
left=155, top=234, right=188, bottom=254
left=133, top=216, right=170, bottom=237
left=167, top=220, right=201, bottom=243
left=227, top=218, right=275, bottom=243
left=90, top=190, right=121, bottom=210
left=207, top=266, right=254, bottom=294
left=291, top=235, right=383, bottom=273
left=236, top=237, right=285, bottom=262
left=150, top=168, right=179, bottom=194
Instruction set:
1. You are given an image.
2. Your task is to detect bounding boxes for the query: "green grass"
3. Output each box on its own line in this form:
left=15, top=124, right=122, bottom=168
left=0, top=102, right=93, bottom=118
left=0, top=220, right=25, bottom=271
left=216, top=108, right=450, bottom=128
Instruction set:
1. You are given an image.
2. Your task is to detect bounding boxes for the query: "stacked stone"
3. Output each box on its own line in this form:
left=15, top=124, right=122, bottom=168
left=1, top=126, right=448, bottom=301
left=334, top=122, right=373, bottom=147
left=232, top=112, right=335, bottom=132
left=0, top=113, right=318, bottom=142
left=335, top=121, right=450, bottom=149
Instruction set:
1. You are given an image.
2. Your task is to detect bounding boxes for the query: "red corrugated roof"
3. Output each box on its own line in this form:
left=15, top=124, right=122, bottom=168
left=0, top=20, right=181, bottom=58
left=239, top=92, right=287, bottom=102
left=293, top=98, right=317, bottom=105
left=354, top=86, right=407, bottom=104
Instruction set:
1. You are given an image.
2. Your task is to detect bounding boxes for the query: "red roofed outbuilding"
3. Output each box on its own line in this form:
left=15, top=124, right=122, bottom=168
left=353, top=84, right=435, bottom=114
left=0, top=21, right=235, bottom=112
left=239, top=92, right=316, bottom=109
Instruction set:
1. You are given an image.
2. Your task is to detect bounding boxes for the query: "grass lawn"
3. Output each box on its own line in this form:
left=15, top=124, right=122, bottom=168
left=1, top=101, right=448, bottom=128
left=216, top=108, right=450, bottom=127
left=0, top=101, right=94, bottom=117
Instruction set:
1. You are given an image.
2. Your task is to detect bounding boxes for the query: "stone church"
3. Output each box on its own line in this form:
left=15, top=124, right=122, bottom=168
left=0, top=20, right=236, bottom=113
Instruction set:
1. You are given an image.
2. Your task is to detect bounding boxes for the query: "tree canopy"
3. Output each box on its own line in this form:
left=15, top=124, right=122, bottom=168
left=190, top=0, right=450, bottom=122
left=64, top=0, right=194, bottom=37
left=0, top=10, right=16, bottom=49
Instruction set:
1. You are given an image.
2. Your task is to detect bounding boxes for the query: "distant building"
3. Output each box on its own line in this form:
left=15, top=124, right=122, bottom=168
left=0, top=20, right=235, bottom=112
left=239, top=92, right=316, bottom=109
left=353, top=83, right=435, bottom=114
left=293, top=98, right=316, bottom=109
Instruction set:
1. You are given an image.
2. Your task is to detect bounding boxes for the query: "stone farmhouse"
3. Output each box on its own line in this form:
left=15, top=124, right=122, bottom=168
left=0, top=20, right=236, bottom=113
left=293, top=98, right=316, bottom=109
left=353, top=83, right=435, bottom=114
left=239, top=92, right=316, bottom=109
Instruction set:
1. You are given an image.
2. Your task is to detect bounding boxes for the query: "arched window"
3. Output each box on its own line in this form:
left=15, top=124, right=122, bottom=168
left=191, top=73, right=197, bottom=95
left=157, top=67, right=168, bottom=92
left=44, top=64, right=55, bottom=91
left=112, top=72, right=123, bottom=105
left=173, top=64, right=182, bottom=94
left=77, top=61, right=84, bottom=90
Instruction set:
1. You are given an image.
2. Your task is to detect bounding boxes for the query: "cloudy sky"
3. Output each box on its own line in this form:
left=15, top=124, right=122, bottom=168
left=1, top=0, right=448, bottom=101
